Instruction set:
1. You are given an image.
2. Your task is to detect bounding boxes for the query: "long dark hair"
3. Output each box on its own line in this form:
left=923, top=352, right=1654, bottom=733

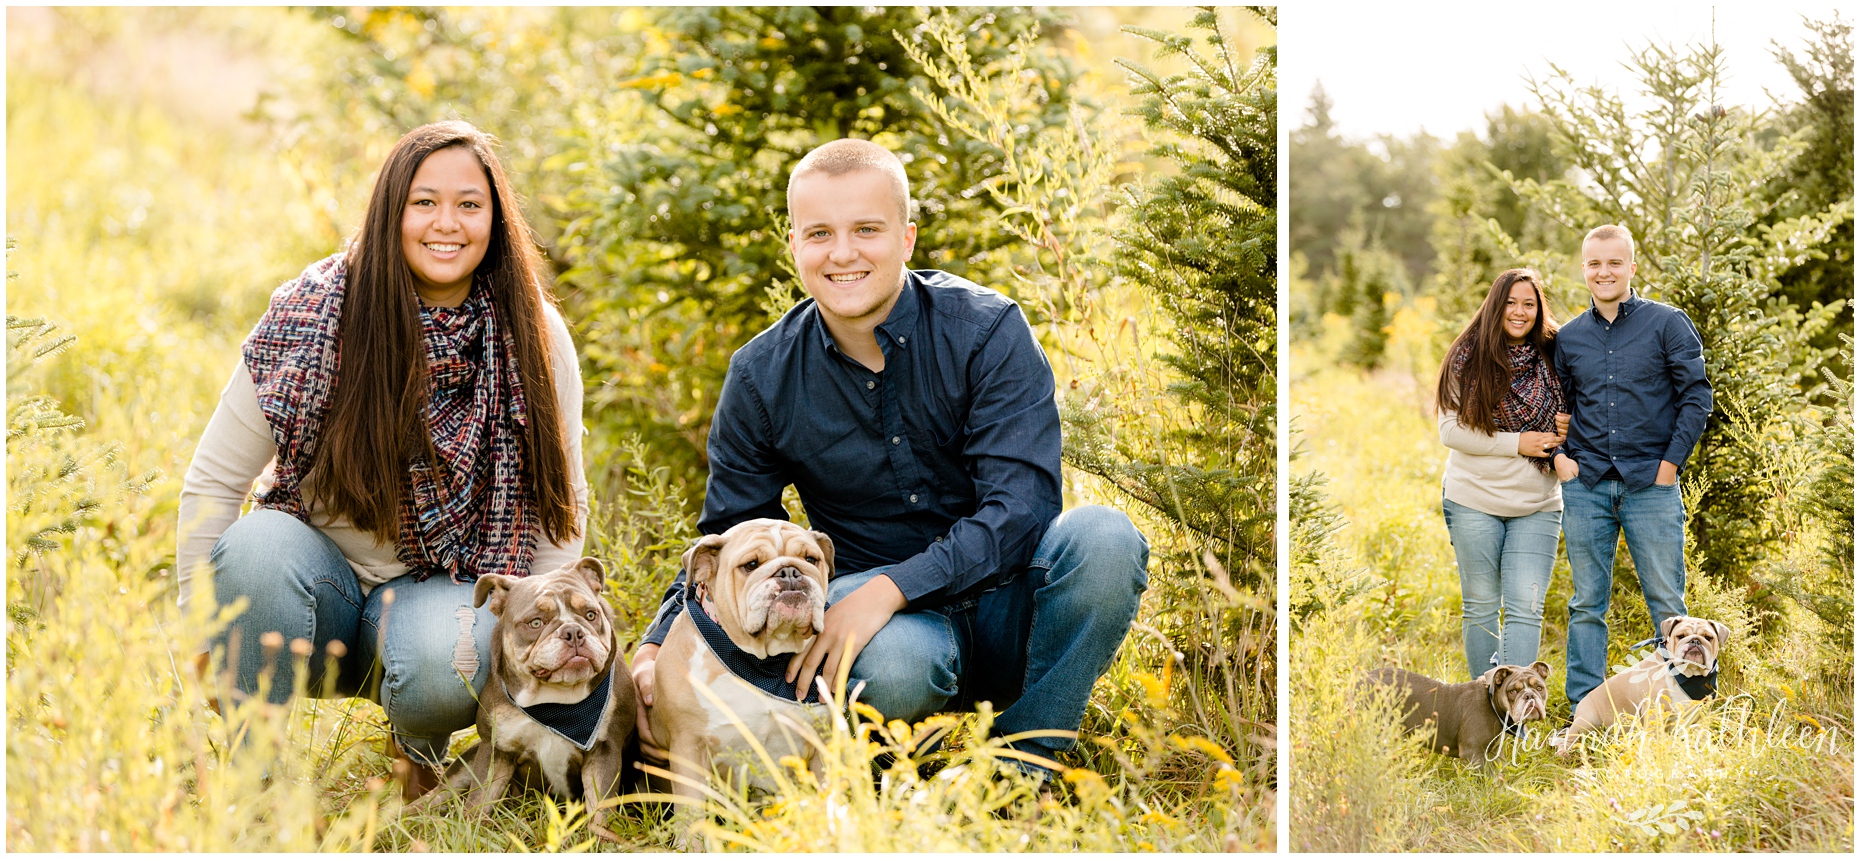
left=1434, top=268, right=1558, bottom=434
left=305, top=121, right=580, bottom=545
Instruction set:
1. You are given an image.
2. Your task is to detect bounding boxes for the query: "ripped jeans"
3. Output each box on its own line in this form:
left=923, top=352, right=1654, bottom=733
left=1441, top=497, right=1561, bottom=679
left=207, top=509, right=491, bottom=766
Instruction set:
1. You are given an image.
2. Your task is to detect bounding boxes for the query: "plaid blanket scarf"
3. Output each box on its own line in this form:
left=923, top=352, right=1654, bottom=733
left=242, top=254, right=537, bottom=583
left=1451, top=341, right=1566, bottom=474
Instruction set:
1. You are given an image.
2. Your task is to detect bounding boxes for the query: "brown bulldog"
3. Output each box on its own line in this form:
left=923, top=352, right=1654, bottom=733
left=650, top=519, right=834, bottom=842
left=1366, top=662, right=1551, bottom=766
left=1558, top=615, right=1729, bottom=753
left=406, top=557, right=636, bottom=843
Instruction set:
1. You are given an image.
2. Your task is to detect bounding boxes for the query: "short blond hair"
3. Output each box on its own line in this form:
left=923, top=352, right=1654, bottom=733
left=1582, top=224, right=1636, bottom=262
left=787, top=138, right=913, bottom=223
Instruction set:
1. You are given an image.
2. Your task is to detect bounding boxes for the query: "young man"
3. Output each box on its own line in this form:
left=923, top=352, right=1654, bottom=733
left=628, top=138, right=1149, bottom=769
left=1551, top=224, right=1712, bottom=709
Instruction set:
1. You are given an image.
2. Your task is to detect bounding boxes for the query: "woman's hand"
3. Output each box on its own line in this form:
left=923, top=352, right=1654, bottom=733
left=1518, top=431, right=1566, bottom=458
left=630, top=643, right=668, bottom=765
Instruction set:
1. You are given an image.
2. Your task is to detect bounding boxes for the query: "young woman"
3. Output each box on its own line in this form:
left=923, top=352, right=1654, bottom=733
left=176, top=121, right=587, bottom=799
left=1434, top=268, right=1566, bottom=678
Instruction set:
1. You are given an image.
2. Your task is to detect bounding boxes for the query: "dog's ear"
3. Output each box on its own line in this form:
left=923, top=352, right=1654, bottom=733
left=1660, top=615, right=1684, bottom=642
left=572, top=557, right=606, bottom=594
left=1487, top=665, right=1515, bottom=690
left=475, top=573, right=517, bottom=615
left=682, top=533, right=732, bottom=588
left=1711, top=619, right=1730, bottom=645
left=1529, top=661, right=1552, bottom=680
left=809, top=530, right=836, bottom=578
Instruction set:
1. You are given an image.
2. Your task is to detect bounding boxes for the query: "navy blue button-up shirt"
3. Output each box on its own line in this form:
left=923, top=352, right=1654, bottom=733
left=1552, top=290, right=1712, bottom=491
left=641, top=269, right=1062, bottom=647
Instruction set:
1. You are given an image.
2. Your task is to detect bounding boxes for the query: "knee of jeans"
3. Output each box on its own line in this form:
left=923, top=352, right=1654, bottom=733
left=209, top=509, right=338, bottom=598
left=377, top=613, right=483, bottom=745
left=846, top=615, right=957, bottom=722
left=1041, top=506, right=1150, bottom=593
left=1459, top=591, right=1499, bottom=619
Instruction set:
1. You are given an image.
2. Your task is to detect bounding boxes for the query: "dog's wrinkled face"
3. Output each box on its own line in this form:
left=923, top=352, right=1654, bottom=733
left=1661, top=615, right=1729, bottom=676
left=476, top=558, right=615, bottom=704
left=1486, top=661, right=1552, bottom=724
left=683, top=519, right=834, bottom=660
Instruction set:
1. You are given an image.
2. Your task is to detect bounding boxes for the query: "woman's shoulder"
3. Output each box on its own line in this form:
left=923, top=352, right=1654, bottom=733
left=267, top=252, right=348, bottom=304
left=245, top=252, right=348, bottom=363
left=536, top=297, right=575, bottom=350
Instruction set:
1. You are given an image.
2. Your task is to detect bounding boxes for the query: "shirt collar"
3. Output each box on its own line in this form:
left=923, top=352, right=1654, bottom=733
left=1590, top=287, right=1641, bottom=320
left=874, top=271, right=921, bottom=350
left=809, top=271, right=921, bottom=355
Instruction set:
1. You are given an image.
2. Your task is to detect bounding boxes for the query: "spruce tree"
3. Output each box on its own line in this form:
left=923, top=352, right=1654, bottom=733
left=554, top=7, right=1083, bottom=495
left=1498, top=38, right=1847, bottom=586
left=1767, top=14, right=1854, bottom=376
left=7, top=245, right=155, bottom=619
left=1080, top=6, right=1276, bottom=581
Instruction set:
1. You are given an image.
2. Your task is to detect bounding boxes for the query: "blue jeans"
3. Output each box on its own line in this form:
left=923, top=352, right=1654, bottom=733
left=1441, top=498, right=1560, bottom=678
left=208, top=509, right=495, bottom=766
left=829, top=505, right=1149, bottom=761
left=1561, top=478, right=1689, bottom=706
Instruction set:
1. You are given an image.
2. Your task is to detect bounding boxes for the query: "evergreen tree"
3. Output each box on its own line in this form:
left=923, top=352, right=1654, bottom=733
left=1425, top=106, right=1575, bottom=332
left=1499, top=38, right=1848, bottom=586
left=553, top=7, right=1082, bottom=496
left=1324, top=229, right=1407, bottom=369
left=1068, top=6, right=1276, bottom=582
left=7, top=244, right=156, bottom=619
left=1767, top=14, right=1854, bottom=377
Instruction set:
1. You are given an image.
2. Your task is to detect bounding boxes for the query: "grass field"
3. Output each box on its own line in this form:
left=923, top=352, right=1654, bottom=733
left=6, top=8, right=1263, bottom=851
left=1288, top=309, right=1854, bottom=852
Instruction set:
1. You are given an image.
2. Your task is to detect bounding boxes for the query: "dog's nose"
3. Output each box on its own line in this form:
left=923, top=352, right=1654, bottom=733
left=560, top=625, right=584, bottom=644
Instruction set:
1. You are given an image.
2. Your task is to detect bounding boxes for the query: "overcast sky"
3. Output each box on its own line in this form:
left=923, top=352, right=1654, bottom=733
left=1281, top=2, right=1847, bottom=140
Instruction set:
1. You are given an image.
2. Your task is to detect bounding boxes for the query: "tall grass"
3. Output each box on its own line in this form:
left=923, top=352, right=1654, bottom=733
left=1290, top=305, right=1854, bottom=852
left=8, top=8, right=1262, bottom=851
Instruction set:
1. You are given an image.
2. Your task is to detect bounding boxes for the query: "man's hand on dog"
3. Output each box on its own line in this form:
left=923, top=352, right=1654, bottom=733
left=786, top=575, right=906, bottom=702
left=630, top=642, right=668, bottom=764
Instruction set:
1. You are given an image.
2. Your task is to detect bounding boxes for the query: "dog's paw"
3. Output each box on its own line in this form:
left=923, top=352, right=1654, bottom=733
left=589, top=821, right=623, bottom=845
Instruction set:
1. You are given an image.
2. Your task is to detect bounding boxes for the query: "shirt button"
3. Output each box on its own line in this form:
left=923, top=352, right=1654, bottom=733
left=909, top=494, right=919, bottom=503
left=891, top=436, right=901, bottom=445
left=866, top=381, right=876, bottom=390
left=898, top=336, right=907, bottom=344
left=935, top=536, right=943, bottom=543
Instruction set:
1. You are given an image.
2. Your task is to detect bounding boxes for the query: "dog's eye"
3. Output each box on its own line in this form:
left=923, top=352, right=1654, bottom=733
left=585, top=610, right=598, bottom=621
left=806, top=555, right=820, bottom=565
left=528, top=618, right=543, bottom=629
left=742, top=560, right=759, bottom=571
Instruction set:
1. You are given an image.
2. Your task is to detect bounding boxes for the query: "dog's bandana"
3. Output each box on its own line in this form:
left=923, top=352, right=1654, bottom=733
left=518, top=662, right=615, bottom=751
left=1631, top=637, right=1719, bottom=700
left=681, top=580, right=824, bottom=705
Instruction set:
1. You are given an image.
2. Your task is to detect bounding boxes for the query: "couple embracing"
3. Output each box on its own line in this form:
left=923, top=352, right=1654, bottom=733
left=1434, top=225, right=1712, bottom=714
left=176, top=121, right=1148, bottom=800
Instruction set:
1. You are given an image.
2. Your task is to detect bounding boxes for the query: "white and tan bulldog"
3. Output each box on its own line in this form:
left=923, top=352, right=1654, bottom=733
left=650, top=519, right=835, bottom=830
left=406, top=557, right=636, bottom=843
left=1557, top=614, right=1730, bottom=753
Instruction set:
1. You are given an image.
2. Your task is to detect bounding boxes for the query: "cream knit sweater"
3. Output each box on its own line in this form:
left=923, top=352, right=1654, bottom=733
left=1437, top=408, right=1563, bottom=517
left=175, top=304, right=588, bottom=607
